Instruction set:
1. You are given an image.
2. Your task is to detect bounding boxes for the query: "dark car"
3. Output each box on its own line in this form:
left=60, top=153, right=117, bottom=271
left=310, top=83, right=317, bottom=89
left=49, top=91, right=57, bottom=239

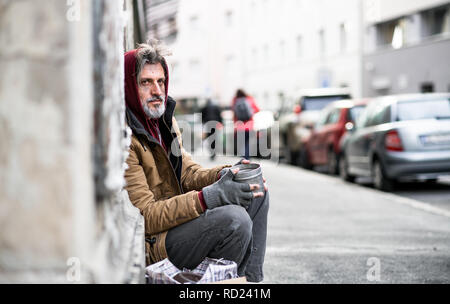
left=339, top=93, right=450, bottom=191
left=304, top=99, right=368, bottom=174
left=279, top=88, right=351, bottom=165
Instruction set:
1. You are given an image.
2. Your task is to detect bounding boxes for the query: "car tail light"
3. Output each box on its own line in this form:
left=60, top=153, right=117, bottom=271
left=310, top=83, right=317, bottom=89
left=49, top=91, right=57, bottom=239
left=385, top=130, right=403, bottom=151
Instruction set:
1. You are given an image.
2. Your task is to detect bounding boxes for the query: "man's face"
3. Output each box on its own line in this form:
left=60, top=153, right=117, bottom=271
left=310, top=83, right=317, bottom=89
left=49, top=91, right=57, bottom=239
left=138, top=62, right=166, bottom=119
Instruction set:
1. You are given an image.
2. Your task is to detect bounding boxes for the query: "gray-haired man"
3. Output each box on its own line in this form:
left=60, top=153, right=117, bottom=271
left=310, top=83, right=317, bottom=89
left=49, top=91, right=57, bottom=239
left=124, top=39, right=269, bottom=282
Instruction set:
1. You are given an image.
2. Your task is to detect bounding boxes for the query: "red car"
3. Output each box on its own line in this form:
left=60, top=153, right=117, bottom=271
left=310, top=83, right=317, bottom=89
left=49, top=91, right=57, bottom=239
left=303, top=99, right=369, bottom=174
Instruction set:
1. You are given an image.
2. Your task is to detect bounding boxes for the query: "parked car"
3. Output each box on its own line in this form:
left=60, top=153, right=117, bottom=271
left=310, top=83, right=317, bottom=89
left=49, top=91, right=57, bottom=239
left=304, top=99, right=369, bottom=174
left=279, top=88, right=351, bottom=166
left=339, top=93, right=450, bottom=191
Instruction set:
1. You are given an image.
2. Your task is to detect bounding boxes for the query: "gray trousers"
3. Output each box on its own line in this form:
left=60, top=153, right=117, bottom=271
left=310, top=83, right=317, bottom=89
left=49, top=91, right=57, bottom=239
left=165, top=190, right=269, bottom=282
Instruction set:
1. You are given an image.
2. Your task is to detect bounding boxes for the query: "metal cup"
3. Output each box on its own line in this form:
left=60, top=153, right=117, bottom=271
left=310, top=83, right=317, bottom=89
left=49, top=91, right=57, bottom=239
left=231, top=163, right=264, bottom=194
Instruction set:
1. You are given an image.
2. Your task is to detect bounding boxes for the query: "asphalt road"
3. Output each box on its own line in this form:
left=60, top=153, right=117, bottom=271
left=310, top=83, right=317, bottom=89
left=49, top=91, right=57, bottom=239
left=314, top=165, right=450, bottom=213
left=193, top=153, right=450, bottom=284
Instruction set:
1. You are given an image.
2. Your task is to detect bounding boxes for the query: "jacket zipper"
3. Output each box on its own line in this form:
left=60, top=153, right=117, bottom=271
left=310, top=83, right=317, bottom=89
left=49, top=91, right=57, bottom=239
left=136, top=123, right=184, bottom=195
left=162, top=116, right=184, bottom=195
left=130, top=110, right=184, bottom=195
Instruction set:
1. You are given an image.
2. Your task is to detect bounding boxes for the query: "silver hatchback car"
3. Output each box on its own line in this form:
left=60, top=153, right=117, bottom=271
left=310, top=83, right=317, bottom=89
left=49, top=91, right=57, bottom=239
left=339, top=93, right=450, bottom=191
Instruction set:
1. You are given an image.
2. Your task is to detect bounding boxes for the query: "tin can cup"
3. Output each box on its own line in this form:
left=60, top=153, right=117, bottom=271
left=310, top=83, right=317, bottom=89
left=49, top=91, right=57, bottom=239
left=231, top=163, right=264, bottom=194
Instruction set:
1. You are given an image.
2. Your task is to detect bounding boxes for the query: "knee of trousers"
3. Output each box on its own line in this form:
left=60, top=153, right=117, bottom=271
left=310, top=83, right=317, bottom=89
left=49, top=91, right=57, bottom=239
left=214, top=205, right=252, bottom=242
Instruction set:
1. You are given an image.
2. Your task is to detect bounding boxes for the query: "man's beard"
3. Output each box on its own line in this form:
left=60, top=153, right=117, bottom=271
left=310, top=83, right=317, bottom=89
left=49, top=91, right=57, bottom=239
left=143, top=96, right=166, bottom=119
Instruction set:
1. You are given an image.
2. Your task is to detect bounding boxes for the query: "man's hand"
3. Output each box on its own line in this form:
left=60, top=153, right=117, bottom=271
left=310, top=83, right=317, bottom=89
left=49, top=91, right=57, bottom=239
left=239, top=159, right=268, bottom=192
left=220, top=159, right=268, bottom=192
left=203, top=169, right=263, bottom=210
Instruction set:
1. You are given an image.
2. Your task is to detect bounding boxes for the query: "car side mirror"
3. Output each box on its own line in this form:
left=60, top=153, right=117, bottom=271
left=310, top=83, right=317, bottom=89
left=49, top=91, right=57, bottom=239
left=293, top=105, right=302, bottom=115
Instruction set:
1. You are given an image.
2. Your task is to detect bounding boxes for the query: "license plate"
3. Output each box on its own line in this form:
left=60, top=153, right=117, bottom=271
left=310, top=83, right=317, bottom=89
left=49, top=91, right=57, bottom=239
left=420, top=133, right=450, bottom=146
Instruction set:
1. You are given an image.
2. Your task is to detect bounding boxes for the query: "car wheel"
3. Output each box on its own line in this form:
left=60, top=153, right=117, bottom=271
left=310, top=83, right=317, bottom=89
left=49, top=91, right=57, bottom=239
left=291, top=151, right=300, bottom=166
left=339, top=153, right=355, bottom=182
left=284, top=147, right=299, bottom=166
left=281, top=145, right=291, bottom=164
left=373, top=160, right=395, bottom=192
left=299, top=148, right=312, bottom=170
left=327, top=149, right=339, bottom=175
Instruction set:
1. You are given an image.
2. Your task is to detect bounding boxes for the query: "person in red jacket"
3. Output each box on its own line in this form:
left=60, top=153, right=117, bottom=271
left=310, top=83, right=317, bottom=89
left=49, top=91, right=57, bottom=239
left=232, top=89, right=260, bottom=160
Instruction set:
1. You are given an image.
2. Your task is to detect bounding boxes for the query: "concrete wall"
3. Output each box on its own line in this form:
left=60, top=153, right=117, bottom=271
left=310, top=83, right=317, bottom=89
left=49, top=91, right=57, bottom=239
left=0, top=0, right=145, bottom=283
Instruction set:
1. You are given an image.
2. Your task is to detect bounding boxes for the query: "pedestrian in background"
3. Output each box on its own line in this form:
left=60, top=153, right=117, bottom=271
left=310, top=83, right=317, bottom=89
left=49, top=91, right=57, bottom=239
left=201, top=98, right=223, bottom=160
left=232, top=89, right=260, bottom=160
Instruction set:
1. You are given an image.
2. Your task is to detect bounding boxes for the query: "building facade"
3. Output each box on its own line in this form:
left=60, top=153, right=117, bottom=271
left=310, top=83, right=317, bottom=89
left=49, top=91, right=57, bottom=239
left=147, top=0, right=450, bottom=110
left=148, top=0, right=365, bottom=112
left=146, top=0, right=179, bottom=44
left=363, top=0, right=450, bottom=96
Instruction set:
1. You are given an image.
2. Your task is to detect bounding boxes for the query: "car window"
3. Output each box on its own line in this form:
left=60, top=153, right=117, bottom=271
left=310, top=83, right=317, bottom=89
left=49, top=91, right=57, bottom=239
left=326, top=108, right=341, bottom=125
left=396, top=98, right=450, bottom=121
left=315, top=108, right=331, bottom=128
left=356, top=107, right=369, bottom=129
left=366, top=102, right=391, bottom=127
left=348, top=105, right=366, bottom=122
left=302, top=95, right=350, bottom=111
left=371, top=105, right=391, bottom=126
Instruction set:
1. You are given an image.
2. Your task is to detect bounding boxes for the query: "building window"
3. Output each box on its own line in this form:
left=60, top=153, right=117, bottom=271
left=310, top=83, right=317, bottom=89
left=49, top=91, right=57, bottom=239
left=340, top=23, right=347, bottom=52
left=421, top=82, right=435, bottom=93
left=151, top=24, right=159, bottom=39
left=296, top=35, right=303, bottom=58
left=225, top=55, right=235, bottom=65
left=225, top=10, right=234, bottom=27
left=391, top=21, right=404, bottom=49
left=421, top=5, right=450, bottom=37
left=225, top=55, right=236, bottom=76
left=252, top=48, right=258, bottom=68
left=264, top=92, right=269, bottom=107
left=151, top=0, right=168, bottom=5
left=279, top=40, right=285, bottom=62
left=263, top=44, right=269, bottom=64
left=190, top=15, right=199, bottom=30
left=167, top=17, right=178, bottom=40
left=171, top=62, right=179, bottom=83
left=319, top=29, right=325, bottom=58
left=189, top=59, right=200, bottom=73
left=376, top=18, right=407, bottom=48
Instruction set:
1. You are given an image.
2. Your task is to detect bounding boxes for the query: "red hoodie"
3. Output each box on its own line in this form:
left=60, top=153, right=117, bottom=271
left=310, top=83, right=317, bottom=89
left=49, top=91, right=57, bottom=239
left=124, top=49, right=169, bottom=151
left=124, top=49, right=208, bottom=211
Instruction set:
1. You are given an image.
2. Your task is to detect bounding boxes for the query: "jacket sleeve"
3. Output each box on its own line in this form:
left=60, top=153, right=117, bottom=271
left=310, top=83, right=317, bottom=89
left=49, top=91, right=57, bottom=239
left=125, top=144, right=204, bottom=235
left=180, top=149, right=229, bottom=192
left=171, top=117, right=230, bottom=192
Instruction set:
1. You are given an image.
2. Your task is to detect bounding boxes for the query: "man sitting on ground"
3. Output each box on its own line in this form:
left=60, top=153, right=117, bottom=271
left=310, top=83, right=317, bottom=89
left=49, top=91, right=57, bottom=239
left=123, top=39, right=270, bottom=282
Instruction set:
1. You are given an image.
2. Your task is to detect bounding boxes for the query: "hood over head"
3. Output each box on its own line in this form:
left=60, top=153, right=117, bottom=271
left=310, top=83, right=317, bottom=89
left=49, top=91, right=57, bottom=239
left=124, top=48, right=170, bottom=146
